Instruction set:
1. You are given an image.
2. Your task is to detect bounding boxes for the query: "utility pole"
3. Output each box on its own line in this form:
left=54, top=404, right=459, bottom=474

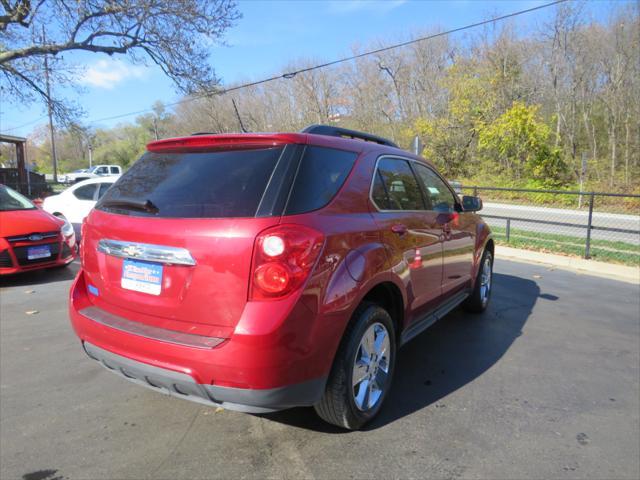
left=153, top=117, right=159, bottom=140
left=412, top=135, right=423, bottom=156
left=88, top=143, right=93, bottom=169
left=42, top=26, right=58, bottom=183
left=232, top=98, right=248, bottom=133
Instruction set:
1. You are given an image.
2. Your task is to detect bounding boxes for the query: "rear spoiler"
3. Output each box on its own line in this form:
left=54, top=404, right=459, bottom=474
left=147, top=133, right=307, bottom=153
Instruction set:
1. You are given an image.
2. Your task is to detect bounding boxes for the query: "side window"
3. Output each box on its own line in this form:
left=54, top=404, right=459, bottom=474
left=73, top=184, right=97, bottom=201
left=97, top=183, right=112, bottom=199
left=373, top=158, right=424, bottom=211
left=371, top=170, right=394, bottom=210
left=96, top=167, right=108, bottom=175
left=285, top=146, right=357, bottom=215
left=110, top=166, right=120, bottom=174
left=413, top=164, right=456, bottom=213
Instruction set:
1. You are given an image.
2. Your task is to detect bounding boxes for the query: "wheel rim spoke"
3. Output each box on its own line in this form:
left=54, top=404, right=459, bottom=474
left=367, top=381, right=381, bottom=409
left=361, top=328, right=375, bottom=358
left=374, top=327, right=388, bottom=357
left=352, top=360, right=368, bottom=386
left=355, top=379, right=370, bottom=410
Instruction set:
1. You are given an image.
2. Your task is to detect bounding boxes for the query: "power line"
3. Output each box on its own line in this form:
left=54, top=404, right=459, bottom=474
left=1, top=115, right=48, bottom=133
left=3, top=0, right=569, bottom=131
left=90, top=0, right=567, bottom=124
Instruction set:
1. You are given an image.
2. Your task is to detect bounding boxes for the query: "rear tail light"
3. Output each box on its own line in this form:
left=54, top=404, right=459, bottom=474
left=250, top=225, right=324, bottom=301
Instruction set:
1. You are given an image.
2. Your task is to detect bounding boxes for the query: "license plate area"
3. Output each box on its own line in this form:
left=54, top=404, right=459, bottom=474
left=121, top=259, right=163, bottom=296
left=27, top=245, right=51, bottom=260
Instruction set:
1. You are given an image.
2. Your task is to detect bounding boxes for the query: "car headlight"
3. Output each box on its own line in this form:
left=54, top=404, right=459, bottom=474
left=61, top=219, right=74, bottom=237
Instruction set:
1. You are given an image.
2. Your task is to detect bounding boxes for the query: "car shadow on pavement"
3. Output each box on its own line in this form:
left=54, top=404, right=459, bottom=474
left=262, top=272, right=540, bottom=433
left=0, top=261, right=79, bottom=288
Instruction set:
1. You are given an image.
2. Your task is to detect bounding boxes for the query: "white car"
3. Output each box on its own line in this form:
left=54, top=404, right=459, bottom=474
left=42, top=177, right=119, bottom=226
left=63, top=164, right=123, bottom=183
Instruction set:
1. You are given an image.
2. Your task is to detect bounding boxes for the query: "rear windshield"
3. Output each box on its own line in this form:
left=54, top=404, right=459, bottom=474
left=97, top=147, right=283, bottom=218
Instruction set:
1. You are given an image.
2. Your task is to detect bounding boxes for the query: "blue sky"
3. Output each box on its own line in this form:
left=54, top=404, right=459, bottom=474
left=0, top=0, right=627, bottom=137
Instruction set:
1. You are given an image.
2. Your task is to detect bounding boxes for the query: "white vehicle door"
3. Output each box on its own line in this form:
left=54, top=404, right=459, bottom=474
left=68, top=183, right=99, bottom=224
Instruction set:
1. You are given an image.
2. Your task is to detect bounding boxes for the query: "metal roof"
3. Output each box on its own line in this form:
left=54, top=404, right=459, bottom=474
left=0, top=134, right=27, bottom=144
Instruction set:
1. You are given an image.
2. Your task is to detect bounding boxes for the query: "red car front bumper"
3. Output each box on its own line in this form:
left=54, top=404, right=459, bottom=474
left=0, top=232, right=76, bottom=275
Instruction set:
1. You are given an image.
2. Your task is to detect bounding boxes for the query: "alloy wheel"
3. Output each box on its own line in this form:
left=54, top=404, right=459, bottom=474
left=352, top=322, right=391, bottom=411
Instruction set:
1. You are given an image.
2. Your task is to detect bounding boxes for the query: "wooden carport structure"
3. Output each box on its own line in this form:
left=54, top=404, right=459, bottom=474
left=0, top=134, right=29, bottom=194
left=0, top=133, right=29, bottom=190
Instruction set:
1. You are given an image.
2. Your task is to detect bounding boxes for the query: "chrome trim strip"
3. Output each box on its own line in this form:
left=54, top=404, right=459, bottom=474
left=80, top=306, right=224, bottom=349
left=8, top=231, right=59, bottom=242
left=97, top=239, right=196, bottom=266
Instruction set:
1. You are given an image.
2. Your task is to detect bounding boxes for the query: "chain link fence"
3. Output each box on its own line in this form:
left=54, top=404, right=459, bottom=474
left=462, top=186, right=640, bottom=266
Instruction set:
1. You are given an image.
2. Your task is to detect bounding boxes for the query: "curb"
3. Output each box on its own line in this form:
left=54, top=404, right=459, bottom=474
left=496, top=245, right=640, bottom=285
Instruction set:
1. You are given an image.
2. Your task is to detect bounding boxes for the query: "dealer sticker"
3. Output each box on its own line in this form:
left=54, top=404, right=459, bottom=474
left=121, top=259, right=163, bottom=296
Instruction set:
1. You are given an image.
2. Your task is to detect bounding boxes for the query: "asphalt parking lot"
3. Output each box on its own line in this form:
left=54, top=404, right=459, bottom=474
left=1, top=259, right=638, bottom=480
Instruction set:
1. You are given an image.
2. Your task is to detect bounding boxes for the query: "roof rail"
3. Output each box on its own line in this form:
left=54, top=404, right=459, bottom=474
left=301, top=124, right=398, bottom=148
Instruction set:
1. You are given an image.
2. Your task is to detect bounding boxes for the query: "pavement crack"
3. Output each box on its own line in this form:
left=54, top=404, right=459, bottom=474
left=148, top=409, right=200, bottom=479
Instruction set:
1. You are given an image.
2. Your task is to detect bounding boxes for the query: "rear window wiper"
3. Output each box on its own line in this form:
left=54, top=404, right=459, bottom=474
left=101, top=197, right=159, bottom=214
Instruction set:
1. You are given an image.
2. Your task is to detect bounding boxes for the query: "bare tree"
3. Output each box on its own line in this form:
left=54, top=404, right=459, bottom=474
left=0, top=0, right=240, bottom=122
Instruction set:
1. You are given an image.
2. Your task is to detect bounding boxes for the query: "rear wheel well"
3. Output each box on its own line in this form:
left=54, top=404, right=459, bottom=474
left=361, top=282, right=404, bottom=341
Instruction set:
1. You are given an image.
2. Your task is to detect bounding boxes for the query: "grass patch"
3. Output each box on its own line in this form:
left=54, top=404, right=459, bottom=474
left=490, top=225, right=640, bottom=266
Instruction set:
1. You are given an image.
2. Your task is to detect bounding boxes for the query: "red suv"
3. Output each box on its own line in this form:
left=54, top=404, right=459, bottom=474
left=69, top=125, right=493, bottom=430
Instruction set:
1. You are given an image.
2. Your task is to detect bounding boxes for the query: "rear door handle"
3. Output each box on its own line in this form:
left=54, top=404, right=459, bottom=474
left=391, top=224, right=408, bottom=235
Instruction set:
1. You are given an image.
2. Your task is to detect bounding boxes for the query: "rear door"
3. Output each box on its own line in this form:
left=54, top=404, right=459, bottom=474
left=82, top=146, right=289, bottom=337
left=369, top=157, right=443, bottom=317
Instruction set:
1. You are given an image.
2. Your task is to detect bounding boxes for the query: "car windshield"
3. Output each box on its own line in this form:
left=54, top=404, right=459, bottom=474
left=0, top=185, right=36, bottom=211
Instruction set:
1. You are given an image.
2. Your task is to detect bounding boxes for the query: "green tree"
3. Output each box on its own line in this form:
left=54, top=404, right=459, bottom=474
left=477, top=101, right=568, bottom=186
left=411, top=61, right=497, bottom=178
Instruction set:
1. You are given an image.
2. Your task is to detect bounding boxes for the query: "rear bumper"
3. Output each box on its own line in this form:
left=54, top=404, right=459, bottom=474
left=69, top=269, right=334, bottom=411
left=83, top=341, right=325, bottom=413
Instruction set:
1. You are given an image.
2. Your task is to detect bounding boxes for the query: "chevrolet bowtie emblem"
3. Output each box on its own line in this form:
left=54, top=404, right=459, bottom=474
left=122, top=245, right=143, bottom=257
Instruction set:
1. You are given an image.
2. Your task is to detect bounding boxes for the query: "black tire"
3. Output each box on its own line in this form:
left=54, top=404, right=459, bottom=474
left=314, top=302, right=396, bottom=430
left=463, top=249, right=493, bottom=313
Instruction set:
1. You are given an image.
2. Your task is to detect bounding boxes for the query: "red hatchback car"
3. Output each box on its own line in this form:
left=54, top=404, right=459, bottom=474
left=0, top=184, right=76, bottom=275
left=69, top=126, right=493, bottom=429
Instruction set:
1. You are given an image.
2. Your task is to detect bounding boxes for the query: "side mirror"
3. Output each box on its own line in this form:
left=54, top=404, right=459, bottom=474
left=461, top=195, right=482, bottom=212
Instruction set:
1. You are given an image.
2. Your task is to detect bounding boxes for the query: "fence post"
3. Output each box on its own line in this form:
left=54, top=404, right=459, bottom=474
left=585, top=193, right=595, bottom=259
left=506, top=218, right=511, bottom=243
left=473, top=186, right=478, bottom=197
